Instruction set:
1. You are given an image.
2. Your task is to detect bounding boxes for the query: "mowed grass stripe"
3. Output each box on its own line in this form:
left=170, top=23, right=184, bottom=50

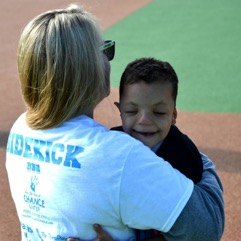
left=104, top=0, right=241, bottom=113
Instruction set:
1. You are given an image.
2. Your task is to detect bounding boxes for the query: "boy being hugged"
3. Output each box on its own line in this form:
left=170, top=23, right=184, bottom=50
left=112, top=57, right=203, bottom=240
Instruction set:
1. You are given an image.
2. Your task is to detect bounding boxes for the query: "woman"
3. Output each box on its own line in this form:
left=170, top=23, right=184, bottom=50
left=6, top=4, right=224, bottom=241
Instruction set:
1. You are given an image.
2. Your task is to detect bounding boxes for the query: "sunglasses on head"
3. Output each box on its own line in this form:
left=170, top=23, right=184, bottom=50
left=100, top=40, right=115, bottom=61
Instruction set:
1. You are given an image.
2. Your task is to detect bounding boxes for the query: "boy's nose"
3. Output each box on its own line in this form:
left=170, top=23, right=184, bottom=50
left=138, top=112, right=152, bottom=125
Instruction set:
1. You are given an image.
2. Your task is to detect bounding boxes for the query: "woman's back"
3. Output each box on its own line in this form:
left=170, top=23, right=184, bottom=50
left=6, top=114, right=192, bottom=240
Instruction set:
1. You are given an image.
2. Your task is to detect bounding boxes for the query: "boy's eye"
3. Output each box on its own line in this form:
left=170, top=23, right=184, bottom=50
left=154, top=112, right=165, bottom=115
left=125, top=110, right=137, bottom=114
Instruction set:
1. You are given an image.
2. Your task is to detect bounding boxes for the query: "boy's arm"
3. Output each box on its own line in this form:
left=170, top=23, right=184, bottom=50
left=162, top=153, right=224, bottom=241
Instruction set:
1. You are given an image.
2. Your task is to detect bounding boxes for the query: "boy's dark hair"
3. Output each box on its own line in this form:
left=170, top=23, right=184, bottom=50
left=119, top=57, right=179, bottom=104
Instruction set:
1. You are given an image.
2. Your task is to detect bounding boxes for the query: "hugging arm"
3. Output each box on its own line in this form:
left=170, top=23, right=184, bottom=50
left=90, top=154, right=224, bottom=241
left=68, top=224, right=114, bottom=241
left=162, top=153, right=224, bottom=241
left=68, top=154, right=224, bottom=241
left=68, top=225, right=167, bottom=241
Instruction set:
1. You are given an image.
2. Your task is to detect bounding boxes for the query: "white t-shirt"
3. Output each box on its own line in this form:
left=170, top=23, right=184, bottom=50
left=6, top=114, right=193, bottom=241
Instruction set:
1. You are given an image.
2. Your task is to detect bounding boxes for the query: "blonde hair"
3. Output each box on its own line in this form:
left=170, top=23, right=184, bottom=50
left=18, top=4, right=107, bottom=129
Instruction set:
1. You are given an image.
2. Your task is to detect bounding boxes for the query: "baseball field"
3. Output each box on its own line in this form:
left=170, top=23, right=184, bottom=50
left=0, top=0, right=240, bottom=240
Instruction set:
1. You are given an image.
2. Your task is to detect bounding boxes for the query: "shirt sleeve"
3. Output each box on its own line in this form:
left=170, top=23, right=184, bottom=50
left=118, top=141, right=194, bottom=233
left=162, top=153, right=225, bottom=241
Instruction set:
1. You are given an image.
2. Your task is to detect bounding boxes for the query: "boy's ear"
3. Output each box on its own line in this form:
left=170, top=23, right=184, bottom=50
left=114, top=102, right=120, bottom=111
left=172, top=107, right=177, bottom=125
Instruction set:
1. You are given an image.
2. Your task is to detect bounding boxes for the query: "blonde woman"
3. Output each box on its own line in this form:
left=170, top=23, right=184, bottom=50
left=6, top=4, right=224, bottom=241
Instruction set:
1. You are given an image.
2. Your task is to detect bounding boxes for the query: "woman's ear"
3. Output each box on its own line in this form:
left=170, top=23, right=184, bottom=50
left=172, top=107, right=177, bottom=125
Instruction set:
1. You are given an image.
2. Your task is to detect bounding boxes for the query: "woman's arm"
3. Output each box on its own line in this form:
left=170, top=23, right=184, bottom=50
left=68, top=153, right=224, bottom=241
left=68, top=224, right=167, bottom=241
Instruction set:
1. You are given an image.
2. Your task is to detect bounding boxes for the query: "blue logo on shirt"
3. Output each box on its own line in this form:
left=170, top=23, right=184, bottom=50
left=30, top=176, right=39, bottom=192
left=7, top=133, right=83, bottom=169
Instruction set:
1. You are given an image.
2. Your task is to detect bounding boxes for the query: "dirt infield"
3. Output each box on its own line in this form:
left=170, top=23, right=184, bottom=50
left=0, top=1, right=240, bottom=240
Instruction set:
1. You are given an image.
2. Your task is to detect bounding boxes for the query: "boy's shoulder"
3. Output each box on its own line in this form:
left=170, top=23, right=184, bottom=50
left=159, top=124, right=200, bottom=156
left=157, top=125, right=203, bottom=184
left=167, top=125, right=195, bottom=146
left=110, top=126, right=124, bottom=132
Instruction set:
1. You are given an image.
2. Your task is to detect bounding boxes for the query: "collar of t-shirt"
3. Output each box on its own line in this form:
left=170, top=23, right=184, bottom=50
left=152, top=141, right=163, bottom=153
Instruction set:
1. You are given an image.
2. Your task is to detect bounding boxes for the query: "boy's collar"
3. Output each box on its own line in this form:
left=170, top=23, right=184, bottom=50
left=152, top=141, right=163, bottom=153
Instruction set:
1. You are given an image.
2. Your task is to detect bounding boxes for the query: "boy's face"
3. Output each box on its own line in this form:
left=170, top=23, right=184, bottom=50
left=117, top=81, right=177, bottom=149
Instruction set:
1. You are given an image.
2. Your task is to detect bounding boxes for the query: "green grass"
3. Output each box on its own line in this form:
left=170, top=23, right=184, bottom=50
left=104, top=0, right=241, bottom=113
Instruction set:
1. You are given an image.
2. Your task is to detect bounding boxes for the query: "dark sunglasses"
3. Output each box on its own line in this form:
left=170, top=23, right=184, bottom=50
left=100, top=40, right=115, bottom=61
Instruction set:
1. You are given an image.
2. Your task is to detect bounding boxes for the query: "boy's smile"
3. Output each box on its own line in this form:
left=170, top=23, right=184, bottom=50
left=117, top=81, right=177, bottom=149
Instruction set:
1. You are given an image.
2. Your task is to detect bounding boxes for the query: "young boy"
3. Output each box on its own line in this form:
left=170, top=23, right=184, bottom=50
left=113, top=57, right=203, bottom=182
left=111, top=57, right=203, bottom=239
